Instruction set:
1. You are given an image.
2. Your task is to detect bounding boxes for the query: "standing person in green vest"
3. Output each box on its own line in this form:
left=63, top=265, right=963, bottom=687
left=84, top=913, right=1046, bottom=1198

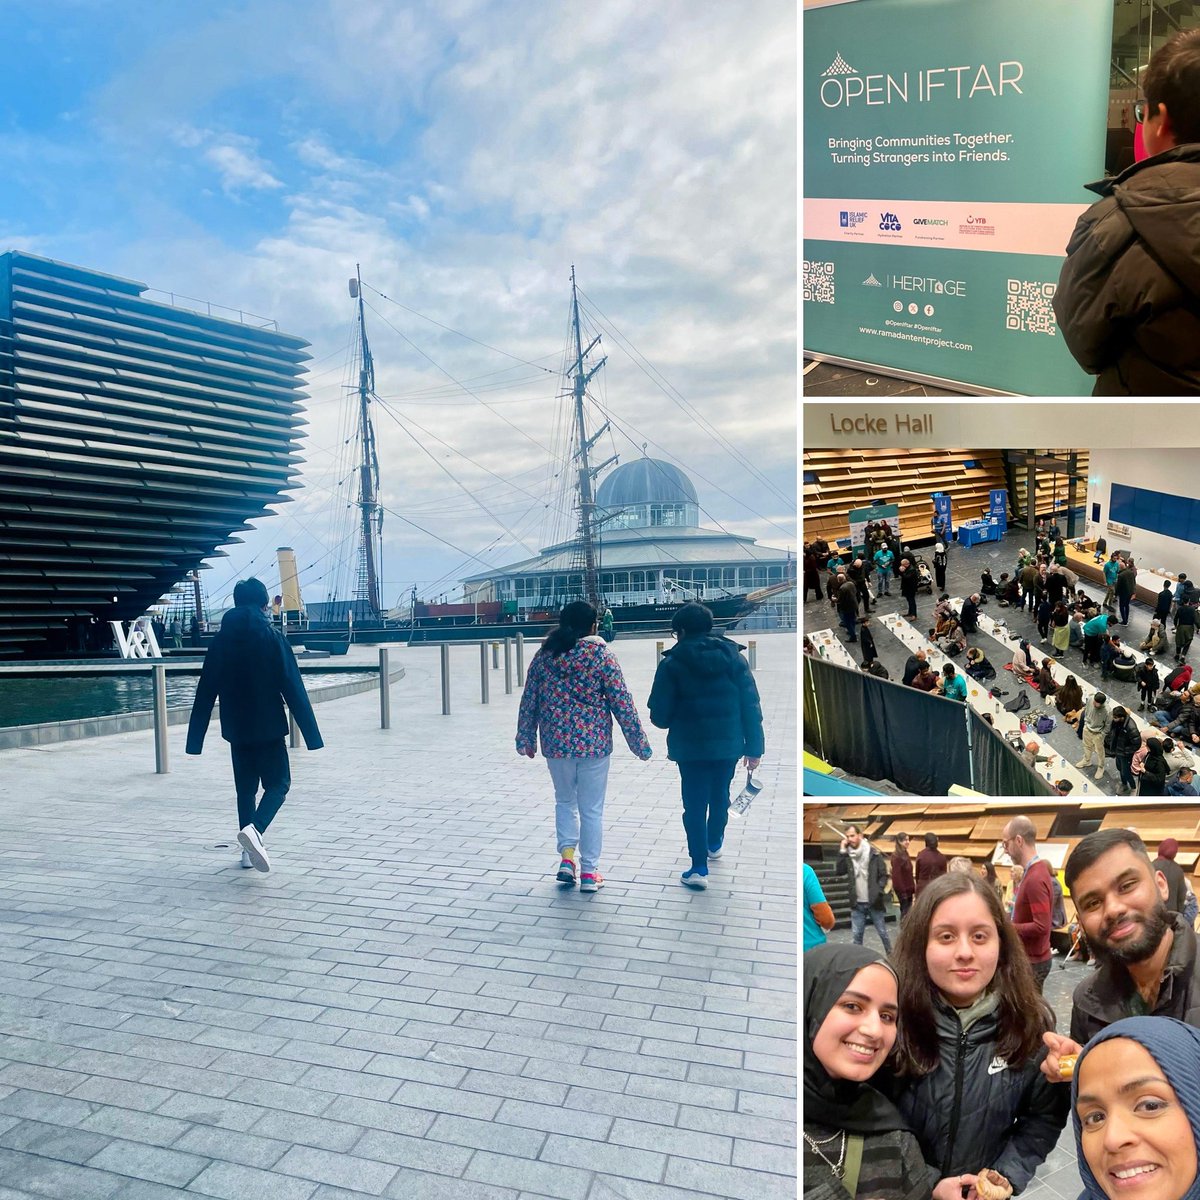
left=600, top=605, right=614, bottom=643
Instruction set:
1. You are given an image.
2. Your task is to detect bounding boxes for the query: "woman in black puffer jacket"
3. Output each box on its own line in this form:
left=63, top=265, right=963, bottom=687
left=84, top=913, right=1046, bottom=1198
left=648, top=602, right=764, bottom=890
left=886, top=873, right=1069, bottom=1198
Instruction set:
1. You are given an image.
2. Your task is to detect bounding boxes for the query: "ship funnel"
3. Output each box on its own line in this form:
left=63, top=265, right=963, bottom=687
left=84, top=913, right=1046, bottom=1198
left=276, top=547, right=303, bottom=614
left=348, top=278, right=359, bottom=298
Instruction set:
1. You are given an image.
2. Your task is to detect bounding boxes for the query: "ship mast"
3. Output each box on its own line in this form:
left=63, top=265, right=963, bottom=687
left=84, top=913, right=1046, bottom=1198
left=569, top=266, right=608, bottom=606
left=350, top=265, right=383, bottom=618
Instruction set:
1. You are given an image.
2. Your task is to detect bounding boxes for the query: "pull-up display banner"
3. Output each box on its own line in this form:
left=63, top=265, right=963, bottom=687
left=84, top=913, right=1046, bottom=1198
left=803, top=0, right=1113, bottom=395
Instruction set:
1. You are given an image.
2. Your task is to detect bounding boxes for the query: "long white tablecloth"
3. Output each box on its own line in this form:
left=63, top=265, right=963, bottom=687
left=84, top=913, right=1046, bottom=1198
left=879, top=611, right=1098, bottom=796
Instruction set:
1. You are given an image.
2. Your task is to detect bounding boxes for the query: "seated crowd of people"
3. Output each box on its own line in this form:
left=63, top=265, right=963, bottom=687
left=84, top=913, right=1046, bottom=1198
left=804, top=522, right=1200, bottom=796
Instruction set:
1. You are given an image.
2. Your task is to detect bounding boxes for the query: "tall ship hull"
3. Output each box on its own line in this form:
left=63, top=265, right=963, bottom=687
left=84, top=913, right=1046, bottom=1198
left=292, top=267, right=793, bottom=644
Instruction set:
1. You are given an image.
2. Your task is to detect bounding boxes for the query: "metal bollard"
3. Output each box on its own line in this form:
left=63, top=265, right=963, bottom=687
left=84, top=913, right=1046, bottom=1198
left=379, top=648, right=391, bottom=729
left=516, top=633, right=525, bottom=686
left=491, top=641, right=500, bottom=669
left=479, top=641, right=490, bottom=704
left=749, top=640, right=757, bottom=671
left=656, top=640, right=664, bottom=664
left=504, top=638, right=513, bottom=695
left=289, top=711, right=299, bottom=748
left=441, top=644, right=451, bottom=714
left=152, top=664, right=169, bottom=774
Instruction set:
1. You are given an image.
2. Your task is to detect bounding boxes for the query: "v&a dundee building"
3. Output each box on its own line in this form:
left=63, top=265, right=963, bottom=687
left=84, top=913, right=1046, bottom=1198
left=460, top=457, right=795, bottom=623
left=0, top=251, right=310, bottom=657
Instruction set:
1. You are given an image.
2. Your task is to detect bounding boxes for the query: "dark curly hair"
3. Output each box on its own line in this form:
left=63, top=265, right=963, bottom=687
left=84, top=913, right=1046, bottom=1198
left=892, top=871, right=1054, bottom=1075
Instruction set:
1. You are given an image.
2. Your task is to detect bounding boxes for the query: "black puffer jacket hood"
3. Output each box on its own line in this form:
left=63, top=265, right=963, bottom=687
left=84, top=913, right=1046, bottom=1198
left=647, top=634, right=765, bottom=763
left=893, top=996, right=1069, bottom=1192
left=1055, top=143, right=1200, bottom=394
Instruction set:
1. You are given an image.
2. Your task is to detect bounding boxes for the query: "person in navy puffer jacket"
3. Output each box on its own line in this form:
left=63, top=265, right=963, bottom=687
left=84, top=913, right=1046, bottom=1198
left=648, top=602, right=764, bottom=891
left=186, top=577, right=323, bottom=874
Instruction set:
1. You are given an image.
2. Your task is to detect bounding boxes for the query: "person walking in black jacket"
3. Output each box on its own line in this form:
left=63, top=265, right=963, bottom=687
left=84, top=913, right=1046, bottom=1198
left=648, top=602, right=764, bottom=890
left=858, top=616, right=878, bottom=668
left=898, top=558, right=919, bottom=620
left=1105, top=705, right=1142, bottom=795
left=186, top=578, right=324, bottom=872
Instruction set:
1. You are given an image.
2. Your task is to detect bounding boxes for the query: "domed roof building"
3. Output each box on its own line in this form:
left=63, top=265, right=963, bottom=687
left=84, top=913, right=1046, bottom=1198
left=462, top=456, right=793, bottom=623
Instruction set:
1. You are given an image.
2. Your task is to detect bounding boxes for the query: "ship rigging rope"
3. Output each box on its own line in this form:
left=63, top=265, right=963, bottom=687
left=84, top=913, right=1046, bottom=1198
left=575, top=288, right=795, bottom=510
left=586, top=394, right=796, bottom=543
left=360, top=300, right=556, bottom=458
left=372, top=394, right=539, bottom=557
left=360, top=280, right=557, bottom=375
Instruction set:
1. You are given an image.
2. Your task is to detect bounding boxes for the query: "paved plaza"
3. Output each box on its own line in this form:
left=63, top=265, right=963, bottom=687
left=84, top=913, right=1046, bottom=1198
left=0, top=634, right=797, bottom=1199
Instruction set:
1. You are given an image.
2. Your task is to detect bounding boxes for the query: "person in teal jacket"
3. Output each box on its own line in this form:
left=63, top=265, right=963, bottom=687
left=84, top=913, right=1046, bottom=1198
left=1082, top=611, right=1116, bottom=666
left=873, top=545, right=895, bottom=597
left=804, top=863, right=835, bottom=952
left=1103, top=553, right=1120, bottom=611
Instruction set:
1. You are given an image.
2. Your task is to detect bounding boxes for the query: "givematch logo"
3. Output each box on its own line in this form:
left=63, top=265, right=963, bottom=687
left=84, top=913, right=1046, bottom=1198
left=913, top=218, right=949, bottom=226
left=879, top=212, right=902, bottom=232
left=862, top=274, right=883, bottom=287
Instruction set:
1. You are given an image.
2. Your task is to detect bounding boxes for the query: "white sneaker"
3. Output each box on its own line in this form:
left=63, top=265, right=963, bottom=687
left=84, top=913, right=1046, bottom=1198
left=1074, top=760, right=1089, bottom=770
left=239, top=850, right=253, bottom=869
left=1093, top=768, right=1105, bottom=782
left=237, top=825, right=270, bottom=873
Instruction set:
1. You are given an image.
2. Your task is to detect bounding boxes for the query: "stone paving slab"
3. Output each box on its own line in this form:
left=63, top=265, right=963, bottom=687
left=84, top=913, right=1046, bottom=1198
left=0, top=634, right=796, bottom=1198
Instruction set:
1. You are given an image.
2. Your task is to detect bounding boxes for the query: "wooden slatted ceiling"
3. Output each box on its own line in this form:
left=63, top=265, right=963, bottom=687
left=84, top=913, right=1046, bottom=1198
left=1099, top=809, right=1200, bottom=839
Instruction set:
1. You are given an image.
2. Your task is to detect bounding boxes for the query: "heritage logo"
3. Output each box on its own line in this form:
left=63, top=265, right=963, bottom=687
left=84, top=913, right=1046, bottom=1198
left=879, top=212, right=902, bottom=232
left=839, top=210, right=868, bottom=228
left=862, top=273, right=883, bottom=287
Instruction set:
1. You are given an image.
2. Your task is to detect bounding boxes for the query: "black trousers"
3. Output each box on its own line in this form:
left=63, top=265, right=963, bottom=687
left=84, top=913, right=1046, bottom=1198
left=677, top=759, right=738, bottom=870
left=1030, top=957, right=1052, bottom=994
left=230, top=739, right=291, bottom=834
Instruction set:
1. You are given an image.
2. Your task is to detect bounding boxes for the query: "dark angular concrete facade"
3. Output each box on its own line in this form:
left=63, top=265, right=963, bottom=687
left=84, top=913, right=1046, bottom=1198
left=0, top=252, right=310, bottom=656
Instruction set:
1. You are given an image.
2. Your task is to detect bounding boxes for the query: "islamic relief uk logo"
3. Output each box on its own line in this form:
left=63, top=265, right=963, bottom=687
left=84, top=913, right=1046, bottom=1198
left=840, top=211, right=868, bottom=229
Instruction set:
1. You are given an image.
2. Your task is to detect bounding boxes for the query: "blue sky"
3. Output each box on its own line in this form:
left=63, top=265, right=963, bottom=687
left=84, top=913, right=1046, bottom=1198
left=3, top=1, right=797, bottom=611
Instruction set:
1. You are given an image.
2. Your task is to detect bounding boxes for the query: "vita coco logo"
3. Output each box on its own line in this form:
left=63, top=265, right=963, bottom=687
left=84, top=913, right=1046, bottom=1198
left=880, top=212, right=902, bottom=232
left=819, top=52, right=1024, bottom=107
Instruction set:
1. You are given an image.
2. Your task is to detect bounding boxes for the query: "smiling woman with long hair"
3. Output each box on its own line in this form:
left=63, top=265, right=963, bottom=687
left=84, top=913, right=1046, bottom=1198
left=889, top=872, right=1069, bottom=1199
left=803, top=944, right=928, bottom=1200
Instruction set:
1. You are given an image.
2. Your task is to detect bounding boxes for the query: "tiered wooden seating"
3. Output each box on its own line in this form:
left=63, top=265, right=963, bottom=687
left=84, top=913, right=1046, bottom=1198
left=803, top=448, right=1007, bottom=547
left=803, top=448, right=1091, bottom=550
left=1009, top=452, right=1093, bottom=526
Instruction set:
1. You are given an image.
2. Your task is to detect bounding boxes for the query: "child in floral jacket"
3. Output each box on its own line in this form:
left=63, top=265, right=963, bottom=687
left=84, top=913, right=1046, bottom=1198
left=516, top=601, right=652, bottom=892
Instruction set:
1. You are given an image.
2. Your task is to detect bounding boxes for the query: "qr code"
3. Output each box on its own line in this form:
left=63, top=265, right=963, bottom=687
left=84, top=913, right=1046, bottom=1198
left=804, top=260, right=836, bottom=305
left=1005, top=279, right=1058, bottom=335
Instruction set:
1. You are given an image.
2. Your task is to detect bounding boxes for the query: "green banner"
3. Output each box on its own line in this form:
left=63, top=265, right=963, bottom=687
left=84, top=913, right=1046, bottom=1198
left=803, top=0, right=1113, bottom=395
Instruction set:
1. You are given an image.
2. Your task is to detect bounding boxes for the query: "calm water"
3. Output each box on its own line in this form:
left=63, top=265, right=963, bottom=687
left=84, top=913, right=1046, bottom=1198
left=0, top=673, right=370, bottom=728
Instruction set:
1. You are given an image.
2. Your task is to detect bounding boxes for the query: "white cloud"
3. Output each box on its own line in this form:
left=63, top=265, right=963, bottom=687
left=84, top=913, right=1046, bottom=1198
left=18, top=0, right=797, bottom=606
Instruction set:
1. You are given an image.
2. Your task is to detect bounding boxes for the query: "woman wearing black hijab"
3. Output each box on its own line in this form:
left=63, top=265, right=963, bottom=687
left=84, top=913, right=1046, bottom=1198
left=804, top=944, right=928, bottom=1200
